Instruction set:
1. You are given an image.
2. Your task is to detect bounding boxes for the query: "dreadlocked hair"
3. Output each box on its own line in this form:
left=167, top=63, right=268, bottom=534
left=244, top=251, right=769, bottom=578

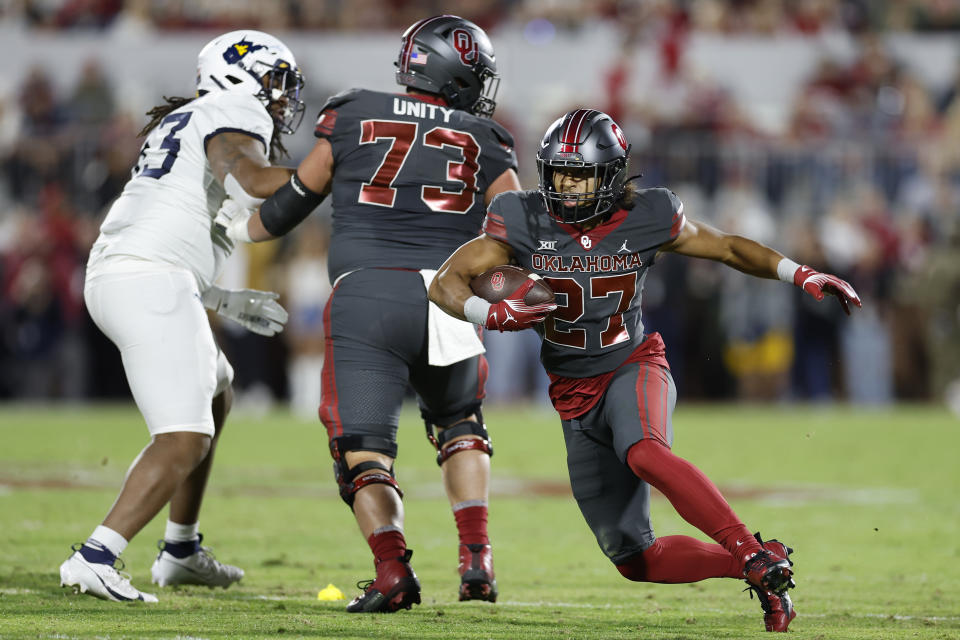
left=268, top=128, right=289, bottom=163
left=140, top=94, right=289, bottom=161
left=138, top=96, right=195, bottom=137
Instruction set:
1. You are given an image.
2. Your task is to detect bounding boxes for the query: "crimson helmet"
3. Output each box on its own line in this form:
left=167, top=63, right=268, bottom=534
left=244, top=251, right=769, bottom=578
left=537, top=109, right=632, bottom=224
left=395, top=15, right=499, bottom=117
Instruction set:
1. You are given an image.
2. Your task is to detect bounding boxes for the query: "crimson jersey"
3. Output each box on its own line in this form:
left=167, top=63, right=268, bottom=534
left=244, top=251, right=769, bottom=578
left=483, top=188, right=685, bottom=378
left=314, top=88, right=517, bottom=282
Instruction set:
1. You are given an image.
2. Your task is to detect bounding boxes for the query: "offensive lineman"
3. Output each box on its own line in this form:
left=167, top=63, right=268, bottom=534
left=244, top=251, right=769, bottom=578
left=216, top=16, right=519, bottom=611
left=429, top=109, right=862, bottom=632
left=59, top=31, right=304, bottom=602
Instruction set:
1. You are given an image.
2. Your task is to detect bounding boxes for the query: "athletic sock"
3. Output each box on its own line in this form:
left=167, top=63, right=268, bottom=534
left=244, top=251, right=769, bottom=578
left=453, top=501, right=489, bottom=546
left=81, top=525, right=128, bottom=564
left=616, top=536, right=742, bottom=583
left=626, top=440, right=762, bottom=568
left=368, top=527, right=406, bottom=565
left=164, top=520, right=200, bottom=543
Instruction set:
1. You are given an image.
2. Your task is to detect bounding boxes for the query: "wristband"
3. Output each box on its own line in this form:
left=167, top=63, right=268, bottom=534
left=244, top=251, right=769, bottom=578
left=777, top=258, right=801, bottom=284
left=464, top=295, right=491, bottom=325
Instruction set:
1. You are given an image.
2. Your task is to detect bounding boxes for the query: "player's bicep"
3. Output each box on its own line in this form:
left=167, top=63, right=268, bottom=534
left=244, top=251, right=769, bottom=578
left=296, top=138, right=334, bottom=195
left=206, top=132, right=269, bottom=184
left=661, top=217, right=731, bottom=261
left=484, top=168, right=520, bottom=207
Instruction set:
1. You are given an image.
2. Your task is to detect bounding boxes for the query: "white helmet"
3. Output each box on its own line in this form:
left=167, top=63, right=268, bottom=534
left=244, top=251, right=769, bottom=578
left=196, top=30, right=305, bottom=134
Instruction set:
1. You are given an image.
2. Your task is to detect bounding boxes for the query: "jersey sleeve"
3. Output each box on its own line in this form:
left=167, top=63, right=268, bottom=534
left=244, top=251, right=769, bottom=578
left=480, top=120, right=518, bottom=181
left=199, top=92, right=274, bottom=154
left=481, top=191, right=511, bottom=243
left=665, top=189, right=686, bottom=240
left=314, top=88, right=362, bottom=140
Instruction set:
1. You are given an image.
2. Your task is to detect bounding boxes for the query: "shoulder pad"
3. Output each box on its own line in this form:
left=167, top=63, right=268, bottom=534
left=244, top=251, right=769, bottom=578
left=318, top=88, right=364, bottom=113
left=487, top=120, right=515, bottom=148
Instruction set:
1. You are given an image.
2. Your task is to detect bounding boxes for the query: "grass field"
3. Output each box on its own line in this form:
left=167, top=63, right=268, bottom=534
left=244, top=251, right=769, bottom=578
left=1, top=402, right=958, bottom=639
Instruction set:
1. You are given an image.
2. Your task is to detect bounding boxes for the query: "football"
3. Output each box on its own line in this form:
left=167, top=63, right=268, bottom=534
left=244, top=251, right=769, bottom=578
left=470, top=265, right=555, bottom=306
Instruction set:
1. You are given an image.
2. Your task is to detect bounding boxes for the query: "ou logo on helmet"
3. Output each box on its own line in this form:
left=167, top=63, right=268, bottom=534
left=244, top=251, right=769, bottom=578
left=452, top=28, right=478, bottom=65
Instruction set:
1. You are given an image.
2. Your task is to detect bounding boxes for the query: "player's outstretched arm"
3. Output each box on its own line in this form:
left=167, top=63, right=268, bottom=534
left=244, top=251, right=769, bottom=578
left=217, top=139, right=333, bottom=244
left=207, top=132, right=294, bottom=199
left=430, top=235, right=513, bottom=321
left=662, top=217, right=862, bottom=314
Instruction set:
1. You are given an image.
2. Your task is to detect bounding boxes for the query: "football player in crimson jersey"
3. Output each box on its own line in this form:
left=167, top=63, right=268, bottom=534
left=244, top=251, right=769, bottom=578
left=429, top=109, right=862, bottom=632
left=59, top=31, right=305, bottom=603
left=217, top=16, right=520, bottom=612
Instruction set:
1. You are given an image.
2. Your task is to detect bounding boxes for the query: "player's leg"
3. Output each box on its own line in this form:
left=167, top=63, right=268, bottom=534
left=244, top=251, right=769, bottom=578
left=412, top=354, right=495, bottom=602
left=605, top=361, right=796, bottom=630
left=60, top=269, right=218, bottom=602
left=319, top=271, right=422, bottom=613
left=151, top=350, right=244, bottom=589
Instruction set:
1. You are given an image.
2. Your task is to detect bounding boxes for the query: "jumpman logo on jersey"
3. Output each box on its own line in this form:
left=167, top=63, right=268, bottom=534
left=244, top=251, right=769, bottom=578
left=617, top=239, right=630, bottom=253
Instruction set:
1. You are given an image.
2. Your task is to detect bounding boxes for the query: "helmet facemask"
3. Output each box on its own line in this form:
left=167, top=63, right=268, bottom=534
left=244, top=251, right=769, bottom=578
left=470, top=67, right=499, bottom=118
left=538, top=156, right=628, bottom=224
left=250, top=59, right=305, bottom=135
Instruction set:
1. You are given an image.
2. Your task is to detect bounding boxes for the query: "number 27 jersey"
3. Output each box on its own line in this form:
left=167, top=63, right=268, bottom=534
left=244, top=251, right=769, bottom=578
left=483, top=188, right=685, bottom=378
left=314, top=89, right=517, bottom=282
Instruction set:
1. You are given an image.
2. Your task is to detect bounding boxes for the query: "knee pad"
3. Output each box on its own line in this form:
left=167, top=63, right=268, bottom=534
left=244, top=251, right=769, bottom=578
left=423, top=407, right=492, bottom=466
left=330, top=435, right=403, bottom=507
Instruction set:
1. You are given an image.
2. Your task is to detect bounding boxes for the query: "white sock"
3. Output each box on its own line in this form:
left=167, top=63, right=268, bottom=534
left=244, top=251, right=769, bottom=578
left=88, top=525, right=128, bottom=557
left=164, top=520, right=200, bottom=543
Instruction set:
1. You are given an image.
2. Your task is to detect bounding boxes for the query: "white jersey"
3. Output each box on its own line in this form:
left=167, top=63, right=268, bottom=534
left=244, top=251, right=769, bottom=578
left=87, top=91, right=274, bottom=290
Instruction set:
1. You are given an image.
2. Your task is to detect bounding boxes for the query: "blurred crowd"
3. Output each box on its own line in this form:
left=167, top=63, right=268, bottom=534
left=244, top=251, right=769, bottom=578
left=2, top=2, right=959, bottom=411
left=9, top=0, right=960, bottom=34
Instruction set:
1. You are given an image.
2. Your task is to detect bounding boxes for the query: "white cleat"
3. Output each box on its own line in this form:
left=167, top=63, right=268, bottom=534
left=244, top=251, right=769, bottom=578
left=150, top=540, right=244, bottom=588
left=60, top=548, right=158, bottom=603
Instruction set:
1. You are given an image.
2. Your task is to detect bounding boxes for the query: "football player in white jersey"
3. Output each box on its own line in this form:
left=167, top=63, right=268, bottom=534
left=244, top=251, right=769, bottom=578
left=59, top=30, right=305, bottom=603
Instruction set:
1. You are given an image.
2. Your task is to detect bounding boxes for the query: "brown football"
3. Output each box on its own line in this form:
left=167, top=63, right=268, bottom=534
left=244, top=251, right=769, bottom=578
left=469, top=265, right=555, bottom=305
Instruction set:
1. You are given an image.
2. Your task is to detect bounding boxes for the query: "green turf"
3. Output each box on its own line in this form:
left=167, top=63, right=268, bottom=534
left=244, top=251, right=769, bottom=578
left=1, top=403, right=958, bottom=639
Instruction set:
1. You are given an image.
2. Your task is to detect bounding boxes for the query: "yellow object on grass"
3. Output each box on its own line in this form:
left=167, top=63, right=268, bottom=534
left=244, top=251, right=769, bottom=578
left=317, top=583, right=345, bottom=601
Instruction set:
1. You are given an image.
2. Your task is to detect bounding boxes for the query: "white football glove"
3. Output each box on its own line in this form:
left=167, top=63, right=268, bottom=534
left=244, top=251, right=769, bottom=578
left=201, top=285, right=288, bottom=336
left=214, top=198, right=255, bottom=244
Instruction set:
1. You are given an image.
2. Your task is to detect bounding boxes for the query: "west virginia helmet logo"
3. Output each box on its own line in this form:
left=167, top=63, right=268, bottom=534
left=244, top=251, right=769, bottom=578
left=223, top=39, right=266, bottom=64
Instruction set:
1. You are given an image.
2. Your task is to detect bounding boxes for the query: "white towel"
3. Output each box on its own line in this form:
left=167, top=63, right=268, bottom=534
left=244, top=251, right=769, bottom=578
left=419, top=269, right=486, bottom=366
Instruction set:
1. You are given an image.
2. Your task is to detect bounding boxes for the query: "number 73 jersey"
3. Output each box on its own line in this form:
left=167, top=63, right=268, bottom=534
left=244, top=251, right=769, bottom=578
left=483, top=188, right=685, bottom=378
left=87, top=91, right=274, bottom=290
left=314, top=89, right=517, bottom=282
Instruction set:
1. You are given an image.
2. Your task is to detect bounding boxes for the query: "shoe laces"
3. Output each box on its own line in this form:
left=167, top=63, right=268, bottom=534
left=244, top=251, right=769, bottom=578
left=743, top=583, right=778, bottom=615
left=355, top=578, right=374, bottom=593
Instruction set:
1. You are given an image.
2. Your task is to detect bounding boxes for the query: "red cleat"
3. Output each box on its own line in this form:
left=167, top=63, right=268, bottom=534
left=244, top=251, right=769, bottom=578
left=743, top=533, right=795, bottom=595
left=458, top=543, right=497, bottom=602
left=347, top=549, right=421, bottom=613
left=749, top=587, right=797, bottom=632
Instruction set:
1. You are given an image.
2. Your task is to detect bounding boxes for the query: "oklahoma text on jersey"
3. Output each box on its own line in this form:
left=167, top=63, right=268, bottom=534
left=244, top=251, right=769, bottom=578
left=532, top=252, right=644, bottom=273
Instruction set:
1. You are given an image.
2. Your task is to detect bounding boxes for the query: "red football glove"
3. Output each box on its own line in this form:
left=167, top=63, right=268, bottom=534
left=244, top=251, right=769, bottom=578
left=794, top=265, right=862, bottom=315
left=485, top=279, right=557, bottom=332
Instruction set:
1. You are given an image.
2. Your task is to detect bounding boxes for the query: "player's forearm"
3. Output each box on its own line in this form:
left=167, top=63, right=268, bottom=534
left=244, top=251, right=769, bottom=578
left=428, top=266, right=474, bottom=321
left=722, top=235, right=786, bottom=279
left=240, top=166, right=296, bottom=199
